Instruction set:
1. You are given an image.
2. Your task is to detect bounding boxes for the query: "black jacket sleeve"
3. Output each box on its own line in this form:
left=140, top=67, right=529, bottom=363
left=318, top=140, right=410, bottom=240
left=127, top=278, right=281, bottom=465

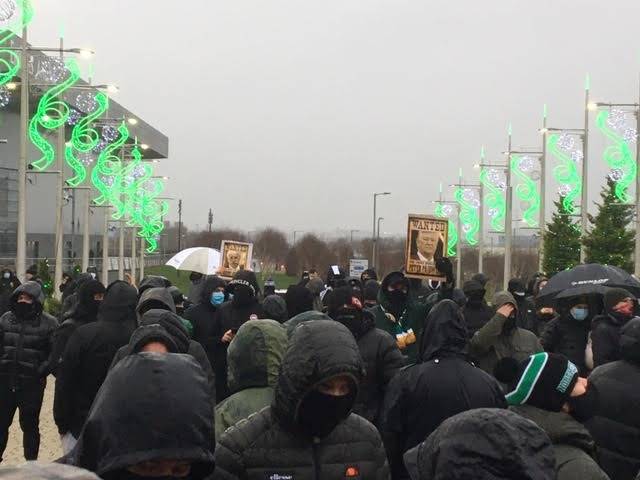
left=540, top=317, right=561, bottom=353
left=591, top=322, right=618, bottom=368
left=379, top=372, right=409, bottom=479
left=48, top=322, right=75, bottom=377
left=53, top=328, right=84, bottom=435
left=377, top=334, right=405, bottom=389
left=189, top=340, right=216, bottom=402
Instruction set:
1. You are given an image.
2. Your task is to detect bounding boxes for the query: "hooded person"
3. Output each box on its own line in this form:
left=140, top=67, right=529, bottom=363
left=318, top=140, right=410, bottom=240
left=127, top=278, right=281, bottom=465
left=403, top=408, right=556, bottom=480
left=136, top=275, right=171, bottom=297
left=53, top=281, right=137, bottom=450
left=135, top=286, right=176, bottom=320
left=25, top=265, right=39, bottom=283
left=183, top=275, right=227, bottom=371
left=49, top=280, right=106, bottom=376
left=305, top=277, right=325, bottom=312
left=471, top=272, right=489, bottom=289
left=284, top=284, right=314, bottom=319
left=283, top=310, right=332, bottom=338
left=508, top=278, right=540, bottom=335
left=327, top=286, right=405, bottom=427
left=56, top=273, right=94, bottom=324
left=363, top=279, right=380, bottom=309
left=462, top=279, right=493, bottom=338
left=361, top=268, right=378, bottom=284
left=540, top=295, right=596, bottom=375
left=110, top=309, right=215, bottom=400
left=0, top=282, right=57, bottom=462
left=214, top=320, right=390, bottom=479
left=380, top=299, right=507, bottom=479
left=262, top=294, right=287, bottom=323
left=263, top=278, right=276, bottom=297
left=167, top=285, right=187, bottom=317
left=61, top=353, right=216, bottom=480
left=500, top=352, right=609, bottom=480
left=585, top=318, right=640, bottom=480
left=214, top=319, right=288, bottom=440
left=0, top=462, right=100, bottom=479
left=212, top=270, right=263, bottom=402
left=591, top=288, right=638, bottom=368
left=468, top=290, right=543, bottom=378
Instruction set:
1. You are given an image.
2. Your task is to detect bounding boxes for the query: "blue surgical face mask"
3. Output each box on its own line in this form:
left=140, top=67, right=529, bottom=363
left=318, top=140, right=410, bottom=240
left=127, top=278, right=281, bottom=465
left=571, top=307, right=589, bottom=321
left=211, top=291, right=225, bottom=306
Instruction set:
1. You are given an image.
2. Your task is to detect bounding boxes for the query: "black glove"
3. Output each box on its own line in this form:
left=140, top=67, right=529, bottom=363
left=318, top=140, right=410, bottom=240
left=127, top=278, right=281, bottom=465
left=435, top=257, right=454, bottom=285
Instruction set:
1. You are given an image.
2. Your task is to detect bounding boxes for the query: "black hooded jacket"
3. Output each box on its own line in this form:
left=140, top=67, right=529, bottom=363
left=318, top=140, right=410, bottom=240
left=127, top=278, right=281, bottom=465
left=137, top=275, right=171, bottom=297
left=54, top=281, right=137, bottom=437
left=61, top=353, right=215, bottom=479
left=586, top=318, right=640, bottom=480
left=135, top=286, right=176, bottom=320
left=57, top=273, right=94, bottom=323
left=110, top=309, right=215, bottom=400
left=461, top=280, right=492, bottom=338
left=380, top=300, right=507, bottom=479
left=0, top=281, right=57, bottom=387
left=541, top=306, right=594, bottom=376
left=214, top=321, right=390, bottom=479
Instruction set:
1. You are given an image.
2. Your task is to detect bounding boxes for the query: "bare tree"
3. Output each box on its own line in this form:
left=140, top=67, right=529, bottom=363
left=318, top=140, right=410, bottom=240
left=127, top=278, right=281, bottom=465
left=253, top=228, right=290, bottom=270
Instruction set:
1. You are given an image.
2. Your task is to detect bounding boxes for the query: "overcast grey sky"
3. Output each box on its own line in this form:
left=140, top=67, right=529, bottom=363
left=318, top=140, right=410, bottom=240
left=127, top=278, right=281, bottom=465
left=29, top=1, right=640, bottom=238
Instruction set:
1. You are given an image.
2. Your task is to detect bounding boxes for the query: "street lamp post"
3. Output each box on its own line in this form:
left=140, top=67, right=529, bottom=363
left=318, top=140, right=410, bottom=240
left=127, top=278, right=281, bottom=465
left=376, top=217, right=384, bottom=269
left=581, top=78, right=590, bottom=263
left=372, top=192, right=390, bottom=268
left=540, top=106, right=548, bottom=271
left=504, top=129, right=513, bottom=289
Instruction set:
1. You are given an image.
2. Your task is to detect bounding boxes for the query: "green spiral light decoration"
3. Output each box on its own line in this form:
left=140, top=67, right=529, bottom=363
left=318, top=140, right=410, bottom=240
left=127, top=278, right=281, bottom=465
left=434, top=202, right=458, bottom=257
left=479, top=168, right=506, bottom=232
left=91, top=121, right=128, bottom=205
left=0, top=0, right=34, bottom=88
left=455, top=187, right=479, bottom=245
left=29, top=58, right=80, bottom=170
left=511, top=155, right=540, bottom=227
left=64, top=91, right=109, bottom=186
left=596, top=109, right=637, bottom=203
left=548, top=133, right=582, bottom=214
left=133, top=178, right=167, bottom=253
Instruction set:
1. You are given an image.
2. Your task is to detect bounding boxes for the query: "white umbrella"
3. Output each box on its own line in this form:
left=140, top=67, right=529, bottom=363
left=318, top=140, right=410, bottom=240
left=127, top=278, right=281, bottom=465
left=165, top=247, right=221, bottom=275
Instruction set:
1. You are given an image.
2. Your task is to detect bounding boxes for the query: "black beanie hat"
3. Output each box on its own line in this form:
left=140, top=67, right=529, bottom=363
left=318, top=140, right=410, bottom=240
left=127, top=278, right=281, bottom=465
left=604, top=287, right=634, bottom=312
left=503, top=352, right=579, bottom=412
left=508, top=278, right=526, bottom=298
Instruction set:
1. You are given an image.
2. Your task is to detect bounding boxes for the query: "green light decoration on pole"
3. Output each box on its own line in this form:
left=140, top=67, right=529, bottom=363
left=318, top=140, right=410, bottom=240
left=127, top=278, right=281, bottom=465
left=0, top=0, right=34, bottom=90
left=595, top=109, right=637, bottom=203
left=131, top=177, right=168, bottom=253
left=548, top=133, right=582, bottom=214
left=434, top=202, right=458, bottom=257
left=455, top=187, right=480, bottom=245
left=64, top=91, right=109, bottom=186
left=92, top=120, right=128, bottom=205
left=29, top=58, right=80, bottom=170
left=479, top=168, right=506, bottom=232
left=511, top=154, right=540, bottom=227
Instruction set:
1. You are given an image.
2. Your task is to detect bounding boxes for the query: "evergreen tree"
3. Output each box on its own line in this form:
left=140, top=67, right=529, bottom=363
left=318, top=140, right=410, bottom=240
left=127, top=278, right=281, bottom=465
left=542, top=196, right=581, bottom=276
left=583, top=177, right=635, bottom=272
left=37, top=258, right=54, bottom=297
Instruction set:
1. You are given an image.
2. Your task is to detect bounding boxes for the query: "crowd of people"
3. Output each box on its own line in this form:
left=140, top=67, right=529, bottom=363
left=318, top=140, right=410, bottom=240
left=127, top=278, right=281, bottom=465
left=0, top=260, right=638, bottom=479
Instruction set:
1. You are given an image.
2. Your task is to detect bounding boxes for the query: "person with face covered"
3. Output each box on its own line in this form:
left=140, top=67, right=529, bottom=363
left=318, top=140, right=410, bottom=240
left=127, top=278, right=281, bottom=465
left=380, top=300, right=507, bottom=479
left=591, top=288, right=638, bottom=368
left=469, top=291, right=542, bottom=378
left=462, top=279, right=493, bottom=338
left=0, top=282, right=57, bottom=462
left=49, top=280, right=105, bottom=376
left=507, top=278, right=540, bottom=335
left=327, top=287, right=405, bottom=427
left=499, top=352, right=609, bottom=480
left=214, top=320, right=390, bottom=479
left=540, top=295, right=595, bottom=376
left=212, top=270, right=263, bottom=402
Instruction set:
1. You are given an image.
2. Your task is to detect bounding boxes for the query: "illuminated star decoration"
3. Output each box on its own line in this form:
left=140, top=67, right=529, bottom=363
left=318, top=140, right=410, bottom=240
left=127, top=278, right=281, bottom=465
left=479, top=168, right=506, bottom=232
left=596, top=109, right=637, bottom=203
left=455, top=187, right=480, bottom=245
left=434, top=202, right=458, bottom=257
left=549, top=132, right=582, bottom=214
left=511, top=155, right=540, bottom=227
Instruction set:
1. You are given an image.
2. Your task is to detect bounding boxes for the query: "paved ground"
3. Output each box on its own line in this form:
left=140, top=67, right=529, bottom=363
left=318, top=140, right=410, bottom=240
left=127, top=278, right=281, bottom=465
left=3, top=377, right=61, bottom=465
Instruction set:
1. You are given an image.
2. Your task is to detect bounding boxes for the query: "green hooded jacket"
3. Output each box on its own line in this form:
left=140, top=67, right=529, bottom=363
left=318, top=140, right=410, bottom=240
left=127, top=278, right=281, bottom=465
left=214, top=319, right=288, bottom=440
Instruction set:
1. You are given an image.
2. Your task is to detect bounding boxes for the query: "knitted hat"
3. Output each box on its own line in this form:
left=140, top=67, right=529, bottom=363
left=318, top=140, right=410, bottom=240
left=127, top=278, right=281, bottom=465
left=604, top=287, right=634, bottom=312
left=503, top=352, right=579, bottom=411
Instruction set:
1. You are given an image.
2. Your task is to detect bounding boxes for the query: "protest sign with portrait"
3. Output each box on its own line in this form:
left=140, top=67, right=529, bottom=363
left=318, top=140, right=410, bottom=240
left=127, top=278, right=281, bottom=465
left=219, top=240, right=253, bottom=279
left=405, top=214, right=448, bottom=281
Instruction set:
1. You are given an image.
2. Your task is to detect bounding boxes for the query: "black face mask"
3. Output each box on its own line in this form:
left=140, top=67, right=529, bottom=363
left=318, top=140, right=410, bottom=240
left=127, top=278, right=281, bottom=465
left=334, top=308, right=363, bottom=337
left=232, top=285, right=255, bottom=306
left=568, top=383, right=599, bottom=422
left=297, top=389, right=355, bottom=438
left=466, top=291, right=485, bottom=305
left=387, top=289, right=407, bottom=307
left=85, top=299, right=102, bottom=316
left=13, top=302, right=38, bottom=320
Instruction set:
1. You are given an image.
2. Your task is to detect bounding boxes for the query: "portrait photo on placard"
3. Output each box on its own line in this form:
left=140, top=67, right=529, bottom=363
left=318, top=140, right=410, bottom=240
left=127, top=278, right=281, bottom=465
left=405, top=214, right=448, bottom=281
left=219, top=240, right=253, bottom=279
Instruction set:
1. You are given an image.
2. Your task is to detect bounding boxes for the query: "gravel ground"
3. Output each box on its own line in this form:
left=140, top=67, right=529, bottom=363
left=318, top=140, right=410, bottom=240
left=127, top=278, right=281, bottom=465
left=3, top=376, right=61, bottom=465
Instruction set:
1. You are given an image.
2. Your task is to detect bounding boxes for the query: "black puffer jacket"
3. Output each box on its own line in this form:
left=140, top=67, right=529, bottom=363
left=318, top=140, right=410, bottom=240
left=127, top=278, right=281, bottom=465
left=110, top=309, right=215, bottom=399
left=61, top=353, right=215, bottom=479
left=586, top=318, right=640, bottom=480
left=214, top=321, right=390, bottom=479
left=380, top=300, right=507, bottom=479
left=541, top=312, right=593, bottom=376
left=53, top=281, right=136, bottom=437
left=591, top=312, right=634, bottom=368
left=403, top=408, right=556, bottom=480
left=0, top=282, right=57, bottom=387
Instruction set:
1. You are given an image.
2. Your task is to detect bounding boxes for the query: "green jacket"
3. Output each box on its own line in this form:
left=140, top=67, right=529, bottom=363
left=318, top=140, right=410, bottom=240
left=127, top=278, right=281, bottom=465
left=511, top=405, right=610, bottom=480
left=469, top=291, right=542, bottom=376
left=214, top=319, right=288, bottom=440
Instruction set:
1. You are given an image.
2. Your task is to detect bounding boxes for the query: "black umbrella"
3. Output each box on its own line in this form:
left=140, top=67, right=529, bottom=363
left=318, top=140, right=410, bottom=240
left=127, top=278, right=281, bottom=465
left=538, top=264, right=640, bottom=305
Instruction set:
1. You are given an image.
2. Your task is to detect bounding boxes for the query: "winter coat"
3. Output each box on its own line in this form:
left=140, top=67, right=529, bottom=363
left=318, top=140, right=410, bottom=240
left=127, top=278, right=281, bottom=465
left=56, top=274, right=94, bottom=323
left=0, top=282, right=57, bottom=388
left=214, top=321, right=390, bottom=479
left=461, top=290, right=493, bottom=339
left=135, top=285, right=176, bottom=320
left=585, top=318, right=640, bottom=480
left=137, top=274, right=171, bottom=296
left=514, top=295, right=540, bottom=335
left=369, top=272, right=431, bottom=363
left=110, top=309, right=215, bottom=400
left=403, top=408, right=556, bottom=480
left=61, top=353, right=215, bottom=479
left=512, top=405, right=610, bottom=480
left=215, top=319, right=288, bottom=440
left=380, top=300, right=507, bottom=479
left=591, top=312, right=634, bottom=368
left=283, top=310, right=332, bottom=338
left=469, top=291, right=543, bottom=377
left=262, top=294, right=288, bottom=323
left=541, top=313, right=592, bottom=375
left=53, top=281, right=136, bottom=437
left=184, top=276, right=227, bottom=371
